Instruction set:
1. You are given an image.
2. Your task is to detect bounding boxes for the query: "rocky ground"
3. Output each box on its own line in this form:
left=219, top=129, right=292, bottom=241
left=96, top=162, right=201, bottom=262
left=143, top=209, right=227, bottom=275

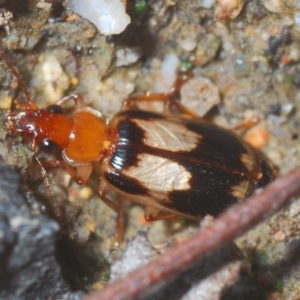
left=0, top=0, right=300, bottom=299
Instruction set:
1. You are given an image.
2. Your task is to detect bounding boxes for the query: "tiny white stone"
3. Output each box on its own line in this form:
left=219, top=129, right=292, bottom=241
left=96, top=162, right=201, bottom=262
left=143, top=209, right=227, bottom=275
left=289, top=44, right=300, bottom=61
left=180, top=77, right=221, bottom=117
left=180, top=39, right=197, bottom=52
left=281, top=103, right=294, bottom=115
left=115, top=47, right=143, bottom=67
left=67, top=0, right=131, bottom=35
left=261, top=0, right=282, bottom=13
left=295, top=12, right=300, bottom=29
left=153, top=53, right=180, bottom=93
left=32, top=55, right=70, bottom=103
left=201, top=0, right=215, bottom=9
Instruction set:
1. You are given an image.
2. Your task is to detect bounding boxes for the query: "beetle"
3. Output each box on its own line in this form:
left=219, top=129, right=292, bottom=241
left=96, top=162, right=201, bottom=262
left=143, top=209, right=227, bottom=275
left=1, top=48, right=276, bottom=229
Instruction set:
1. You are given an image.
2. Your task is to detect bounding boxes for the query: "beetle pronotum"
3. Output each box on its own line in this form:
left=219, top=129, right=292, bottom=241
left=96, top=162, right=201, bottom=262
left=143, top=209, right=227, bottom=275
left=1, top=48, right=276, bottom=239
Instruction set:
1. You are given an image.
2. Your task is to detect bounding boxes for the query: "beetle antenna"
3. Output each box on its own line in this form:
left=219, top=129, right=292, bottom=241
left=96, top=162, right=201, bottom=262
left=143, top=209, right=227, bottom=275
left=0, top=47, right=38, bottom=110
left=34, top=155, right=61, bottom=221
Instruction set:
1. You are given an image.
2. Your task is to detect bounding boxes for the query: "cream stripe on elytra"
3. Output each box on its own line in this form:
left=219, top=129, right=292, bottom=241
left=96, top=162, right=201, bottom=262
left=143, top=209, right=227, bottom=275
left=122, top=153, right=191, bottom=192
left=230, top=180, right=250, bottom=199
left=133, top=118, right=202, bottom=152
left=240, top=153, right=255, bottom=171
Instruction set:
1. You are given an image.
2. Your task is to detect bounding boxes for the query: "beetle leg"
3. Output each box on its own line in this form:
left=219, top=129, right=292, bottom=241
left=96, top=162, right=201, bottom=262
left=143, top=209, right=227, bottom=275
left=123, top=94, right=202, bottom=119
left=37, top=159, right=62, bottom=168
left=63, top=162, right=93, bottom=185
left=165, top=99, right=202, bottom=119
left=144, top=206, right=176, bottom=221
left=122, top=73, right=192, bottom=112
left=122, top=94, right=170, bottom=110
left=34, top=155, right=61, bottom=220
left=56, top=94, right=86, bottom=109
left=14, top=98, right=30, bottom=110
left=5, top=121, right=18, bottom=133
left=99, top=181, right=120, bottom=212
left=231, top=117, right=260, bottom=131
left=122, top=77, right=203, bottom=119
left=122, top=94, right=202, bottom=118
left=99, top=180, right=124, bottom=245
left=31, top=138, right=37, bottom=152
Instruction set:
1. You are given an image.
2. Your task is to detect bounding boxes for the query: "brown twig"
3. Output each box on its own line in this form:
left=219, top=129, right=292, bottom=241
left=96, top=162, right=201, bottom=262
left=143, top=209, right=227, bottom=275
left=85, top=166, right=300, bottom=300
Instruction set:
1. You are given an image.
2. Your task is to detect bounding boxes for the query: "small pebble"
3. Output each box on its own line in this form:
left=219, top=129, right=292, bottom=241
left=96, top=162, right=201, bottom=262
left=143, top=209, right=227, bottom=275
left=79, top=186, right=93, bottom=200
left=201, top=0, right=215, bottom=9
left=115, top=47, right=143, bottom=67
left=214, top=0, right=244, bottom=21
left=272, top=229, right=285, bottom=241
left=180, top=39, right=197, bottom=52
left=195, top=33, right=221, bottom=66
left=232, top=53, right=250, bottom=76
left=262, top=0, right=282, bottom=13
left=180, top=76, right=220, bottom=117
left=0, top=95, right=12, bottom=109
left=67, top=0, right=131, bottom=35
left=75, top=227, right=91, bottom=245
left=245, top=128, right=269, bottom=149
left=32, top=54, right=70, bottom=103
left=281, top=103, right=294, bottom=116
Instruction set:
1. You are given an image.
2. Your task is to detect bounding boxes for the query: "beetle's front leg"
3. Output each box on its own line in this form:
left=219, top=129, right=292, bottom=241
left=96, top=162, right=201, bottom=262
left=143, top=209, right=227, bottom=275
left=63, top=162, right=93, bottom=185
left=56, top=94, right=86, bottom=110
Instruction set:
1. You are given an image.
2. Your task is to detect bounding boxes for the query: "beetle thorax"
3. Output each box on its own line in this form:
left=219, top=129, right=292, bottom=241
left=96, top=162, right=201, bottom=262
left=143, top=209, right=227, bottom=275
left=63, top=109, right=110, bottom=164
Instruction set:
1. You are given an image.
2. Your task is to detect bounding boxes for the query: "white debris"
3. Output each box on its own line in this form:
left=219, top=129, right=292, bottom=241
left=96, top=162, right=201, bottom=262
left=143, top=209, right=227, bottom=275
left=201, top=0, right=216, bottom=9
left=66, top=0, right=131, bottom=35
left=115, top=47, right=143, bottom=67
left=31, top=55, right=70, bottom=103
left=295, top=12, right=300, bottom=28
left=110, top=232, right=158, bottom=281
left=153, top=53, right=180, bottom=93
left=180, top=38, right=197, bottom=51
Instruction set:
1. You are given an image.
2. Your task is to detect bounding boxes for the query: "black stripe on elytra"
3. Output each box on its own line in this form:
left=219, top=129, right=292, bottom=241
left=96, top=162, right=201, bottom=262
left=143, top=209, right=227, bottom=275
left=257, top=152, right=276, bottom=187
left=106, top=113, right=152, bottom=195
left=109, top=116, right=146, bottom=170
left=163, top=165, right=253, bottom=217
left=103, top=170, right=149, bottom=196
left=115, top=109, right=165, bottom=122
left=184, top=119, right=253, bottom=173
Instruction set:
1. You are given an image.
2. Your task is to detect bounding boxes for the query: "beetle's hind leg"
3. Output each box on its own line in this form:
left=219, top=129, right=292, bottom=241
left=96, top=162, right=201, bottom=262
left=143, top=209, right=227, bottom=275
left=144, top=206, right=176, bottom=221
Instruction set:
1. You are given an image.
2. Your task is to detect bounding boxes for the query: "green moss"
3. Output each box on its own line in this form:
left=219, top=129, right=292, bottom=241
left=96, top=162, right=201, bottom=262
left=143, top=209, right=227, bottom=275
left=134, top=1, right=148, bottom=14
left=255, top=249, right=271, bottom=266
left=275, top=280, right=284, bottom=293
left=101, top=271, right=110, bottom=282
left=180, top=61, right=193, bottom=72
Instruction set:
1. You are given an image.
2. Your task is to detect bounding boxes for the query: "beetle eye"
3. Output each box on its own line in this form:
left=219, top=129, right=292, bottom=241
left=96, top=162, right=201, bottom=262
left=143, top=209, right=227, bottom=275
left=40, top=139, right=57, bottom=153
left=47, top=104, right=64, bottom=114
